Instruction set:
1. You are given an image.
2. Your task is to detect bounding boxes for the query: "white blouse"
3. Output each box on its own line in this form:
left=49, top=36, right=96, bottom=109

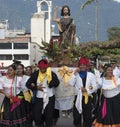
left=0, top=75, right=29, bottom=96
left=97, top=77, right=120, bottom=98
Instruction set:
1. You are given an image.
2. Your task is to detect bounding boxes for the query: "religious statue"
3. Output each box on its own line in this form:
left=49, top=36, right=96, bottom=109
left=53, top=5, right=76, bottom=48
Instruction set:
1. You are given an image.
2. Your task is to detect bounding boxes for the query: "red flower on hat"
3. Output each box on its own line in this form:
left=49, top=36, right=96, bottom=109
left=38, top=59, right=49, bottom=68
left=78, top=57, right=87, bottom=66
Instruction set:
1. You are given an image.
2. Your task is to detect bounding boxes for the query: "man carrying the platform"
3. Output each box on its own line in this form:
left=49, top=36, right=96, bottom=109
left=26, top=59, right=60, bottom=127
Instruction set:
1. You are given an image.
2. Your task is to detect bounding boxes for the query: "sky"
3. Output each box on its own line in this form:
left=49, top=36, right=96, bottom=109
left=113, top=0, right=120, bottom=2
left=0, top=0, right=120, bottom=42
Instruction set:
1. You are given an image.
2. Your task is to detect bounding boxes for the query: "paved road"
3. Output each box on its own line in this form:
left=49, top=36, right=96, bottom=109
left=32, top=112, right=74, bottom=127
left=32, top=112, right=94, bottom=127
left=56, top=112, right=74, bottom=127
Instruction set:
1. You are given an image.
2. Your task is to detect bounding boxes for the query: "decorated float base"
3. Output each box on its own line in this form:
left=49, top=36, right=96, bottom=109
left=52, top=67, right=76, bottom=110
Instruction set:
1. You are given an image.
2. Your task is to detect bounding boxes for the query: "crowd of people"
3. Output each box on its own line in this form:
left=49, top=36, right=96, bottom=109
left=0, top=57, right=120, bottom=127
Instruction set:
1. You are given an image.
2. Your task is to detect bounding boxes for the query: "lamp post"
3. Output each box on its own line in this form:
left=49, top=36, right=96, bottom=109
left=95, top=54, right=100, bottom=69
left=33, top=45, right=36, bottom=64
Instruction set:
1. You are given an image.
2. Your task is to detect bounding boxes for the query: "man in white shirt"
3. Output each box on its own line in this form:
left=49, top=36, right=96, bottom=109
left=73, top=57, right=97, bottom=127
left=26, top=59, right=60, bottom=127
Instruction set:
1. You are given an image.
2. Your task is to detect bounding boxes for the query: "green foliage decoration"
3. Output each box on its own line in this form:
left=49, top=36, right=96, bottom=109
left=40, top=41, right=81, bottom=64
left=40, top=39, right=120, bottom=65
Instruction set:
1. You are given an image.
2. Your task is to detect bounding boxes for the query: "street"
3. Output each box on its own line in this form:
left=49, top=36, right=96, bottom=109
left=56, top=112, right=74, bottom=127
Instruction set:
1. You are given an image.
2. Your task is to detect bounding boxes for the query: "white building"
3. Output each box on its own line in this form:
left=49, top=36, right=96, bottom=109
left=31, top=0, right=52, bottom=46
left=0, top=36, right=42, bottom=67
left=0, top=0, right=53, bottom=68
left=0, top=20, right=42, bottom=67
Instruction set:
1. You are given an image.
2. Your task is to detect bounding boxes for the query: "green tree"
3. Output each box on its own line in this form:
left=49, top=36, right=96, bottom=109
left=107, top=27, right=120, bottom=40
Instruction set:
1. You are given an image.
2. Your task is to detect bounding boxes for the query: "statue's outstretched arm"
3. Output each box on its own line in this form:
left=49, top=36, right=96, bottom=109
left=53, top=6, right=60, bottom=23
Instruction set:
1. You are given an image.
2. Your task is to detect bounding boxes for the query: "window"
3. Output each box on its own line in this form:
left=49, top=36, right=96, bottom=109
left=0, top=55, right=12, bottom=60
left=0, top=43, right=12, bottom=49
left=14, top=43, right=28, bottom=49
left=14, top=54, right=29, bottom=60
left=41, top=2, right=48, bottom=11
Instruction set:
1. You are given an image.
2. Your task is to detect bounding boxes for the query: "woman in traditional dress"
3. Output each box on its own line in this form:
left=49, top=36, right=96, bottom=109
left=94, top=64, right=120, bottom=127
left=53, top=5, right=76, bottom=47
left=16, top=63, right=33, bottom=124
left=0, top=64, right=32, bottom=127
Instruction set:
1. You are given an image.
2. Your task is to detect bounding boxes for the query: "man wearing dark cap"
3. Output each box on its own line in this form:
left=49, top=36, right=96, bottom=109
left=26, top=59, right=60, bottom=127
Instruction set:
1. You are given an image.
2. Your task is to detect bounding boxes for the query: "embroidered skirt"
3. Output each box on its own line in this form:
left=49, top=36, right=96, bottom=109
left=0, top=97, right=32, bottom=127
left=94, top=93, right=120, bottom=127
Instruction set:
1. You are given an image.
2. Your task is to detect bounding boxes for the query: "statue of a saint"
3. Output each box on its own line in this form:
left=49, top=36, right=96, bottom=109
left=53, top=5, right=76, bottom=48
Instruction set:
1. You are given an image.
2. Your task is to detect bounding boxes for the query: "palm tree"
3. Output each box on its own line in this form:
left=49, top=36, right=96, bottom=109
left=81, top=0, right=94, bottom=10
left=81, top=0, right=99, bottom=41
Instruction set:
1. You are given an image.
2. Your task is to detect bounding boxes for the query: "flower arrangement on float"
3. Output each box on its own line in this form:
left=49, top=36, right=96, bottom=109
left=40, top=41, right=81, bottom=67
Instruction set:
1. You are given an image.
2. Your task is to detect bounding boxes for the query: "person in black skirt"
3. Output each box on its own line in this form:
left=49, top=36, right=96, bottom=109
left=0, top=64, right=32, bottom=127
left=94, top=64, right=120, bottom=127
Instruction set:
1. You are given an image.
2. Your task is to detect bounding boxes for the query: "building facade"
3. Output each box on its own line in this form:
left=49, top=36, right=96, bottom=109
left=0, top=36, right=42, bottom=67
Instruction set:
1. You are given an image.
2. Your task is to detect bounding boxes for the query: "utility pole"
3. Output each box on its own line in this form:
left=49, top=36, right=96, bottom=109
left=95, top=0, right=99, bottom=41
